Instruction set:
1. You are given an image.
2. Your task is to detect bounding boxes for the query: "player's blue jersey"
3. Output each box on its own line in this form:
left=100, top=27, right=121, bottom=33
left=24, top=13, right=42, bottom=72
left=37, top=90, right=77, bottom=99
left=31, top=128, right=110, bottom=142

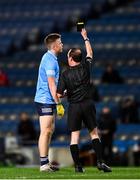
left=34, top=50, right=59, bottom=104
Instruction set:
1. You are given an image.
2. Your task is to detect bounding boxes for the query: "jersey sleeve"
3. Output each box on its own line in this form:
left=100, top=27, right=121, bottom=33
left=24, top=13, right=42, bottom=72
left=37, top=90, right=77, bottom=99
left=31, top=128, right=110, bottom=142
left=44, top=59, right=56, bottom=77
left=85, top=56, right=92, bottom=63
left=82, top=56, right=93, bottom=65
left=57, top=73, right=66, bottom=95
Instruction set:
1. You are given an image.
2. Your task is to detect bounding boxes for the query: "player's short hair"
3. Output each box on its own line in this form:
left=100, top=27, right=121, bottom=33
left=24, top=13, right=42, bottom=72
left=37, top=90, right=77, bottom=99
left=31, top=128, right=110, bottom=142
left=44, top=33, right=61, bottom=49
left=68, top=48, right=82, bottom=62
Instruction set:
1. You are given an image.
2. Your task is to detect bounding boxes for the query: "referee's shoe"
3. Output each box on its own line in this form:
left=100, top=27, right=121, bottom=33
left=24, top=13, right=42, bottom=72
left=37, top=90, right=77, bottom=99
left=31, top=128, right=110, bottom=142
left=97, top=162, right=112, bottom=172
left=75, top=165, right=85, bottom=173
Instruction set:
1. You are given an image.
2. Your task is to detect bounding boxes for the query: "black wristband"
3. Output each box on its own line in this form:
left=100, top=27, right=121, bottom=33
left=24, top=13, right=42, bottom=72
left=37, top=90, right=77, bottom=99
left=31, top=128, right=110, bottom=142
left=84, top=38, right=89, bottom=41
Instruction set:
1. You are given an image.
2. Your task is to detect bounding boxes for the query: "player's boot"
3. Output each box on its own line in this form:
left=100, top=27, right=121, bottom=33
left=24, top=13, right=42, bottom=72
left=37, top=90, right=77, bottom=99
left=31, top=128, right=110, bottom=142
left=75, top=165, right=85, bottom=173
left=40, top=163, right=59, bottom=172
left=97, top=162, right=112, bottom=172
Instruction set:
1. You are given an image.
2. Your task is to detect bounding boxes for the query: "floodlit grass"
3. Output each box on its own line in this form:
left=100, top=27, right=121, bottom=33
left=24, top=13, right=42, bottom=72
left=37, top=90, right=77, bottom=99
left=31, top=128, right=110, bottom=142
left=0, top=167, right=140, bottom=179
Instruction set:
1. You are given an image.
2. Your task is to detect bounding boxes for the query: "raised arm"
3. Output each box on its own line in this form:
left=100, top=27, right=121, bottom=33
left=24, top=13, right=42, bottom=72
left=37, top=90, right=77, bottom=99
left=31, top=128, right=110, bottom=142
left=81, top=28, right=93, bottom=59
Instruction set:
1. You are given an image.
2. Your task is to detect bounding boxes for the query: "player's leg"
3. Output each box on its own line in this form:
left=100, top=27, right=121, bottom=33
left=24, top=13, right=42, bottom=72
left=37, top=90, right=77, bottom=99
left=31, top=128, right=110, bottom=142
left=46, top=115, right=55, bottom=155
left=39, top=115, right=56, bottom=172
left=38, top=115, right=54, bottom=156
left=35, top=103, right=58, bottom=172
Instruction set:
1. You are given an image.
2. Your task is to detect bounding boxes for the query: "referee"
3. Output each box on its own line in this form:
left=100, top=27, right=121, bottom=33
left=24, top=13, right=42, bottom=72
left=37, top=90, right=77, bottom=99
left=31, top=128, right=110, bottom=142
left=57, top=29, right=111, bottom=173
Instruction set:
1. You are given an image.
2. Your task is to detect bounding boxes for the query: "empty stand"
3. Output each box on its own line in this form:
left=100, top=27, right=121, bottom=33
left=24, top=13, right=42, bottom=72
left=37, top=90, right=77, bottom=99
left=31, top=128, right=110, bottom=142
left=0, top=0, right=139, bottom=164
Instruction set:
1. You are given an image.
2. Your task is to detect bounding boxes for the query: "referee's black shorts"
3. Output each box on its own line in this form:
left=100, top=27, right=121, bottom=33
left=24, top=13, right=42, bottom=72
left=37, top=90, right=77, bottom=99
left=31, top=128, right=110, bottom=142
left=68, top=99, right=97, bottom=132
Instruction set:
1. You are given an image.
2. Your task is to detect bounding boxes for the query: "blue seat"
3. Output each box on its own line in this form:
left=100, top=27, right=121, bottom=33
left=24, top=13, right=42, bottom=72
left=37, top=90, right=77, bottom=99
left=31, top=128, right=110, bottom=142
left=97, top=84, right=140, bottom=96
left=114, top=124, right=140, bottom=153
left=0, top=87, right=36, bottom=96
left=0, top=120, right=18, bottom=134
left=113, top=139, right=139, bottom=153
left=116, top=124, right=140, bottom=135
left=0, top=104, right=36, bottom=114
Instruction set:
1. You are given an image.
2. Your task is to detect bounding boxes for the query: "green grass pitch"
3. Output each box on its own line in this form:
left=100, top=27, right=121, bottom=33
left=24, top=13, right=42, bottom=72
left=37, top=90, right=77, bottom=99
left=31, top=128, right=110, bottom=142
left=0, top=167, right=140, bottom=179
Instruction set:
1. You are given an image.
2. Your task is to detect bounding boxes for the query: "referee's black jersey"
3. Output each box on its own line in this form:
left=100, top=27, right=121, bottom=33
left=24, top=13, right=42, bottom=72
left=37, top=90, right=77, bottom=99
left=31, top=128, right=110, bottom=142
left=57, top=57, right=92, bottom=103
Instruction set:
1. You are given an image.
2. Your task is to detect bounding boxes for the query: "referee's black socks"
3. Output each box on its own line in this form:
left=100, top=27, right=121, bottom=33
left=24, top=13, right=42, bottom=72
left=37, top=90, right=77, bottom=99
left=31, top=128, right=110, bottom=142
left=70, top=144, right=81, bottom=166
left=92, top=138, right=102, bottom=163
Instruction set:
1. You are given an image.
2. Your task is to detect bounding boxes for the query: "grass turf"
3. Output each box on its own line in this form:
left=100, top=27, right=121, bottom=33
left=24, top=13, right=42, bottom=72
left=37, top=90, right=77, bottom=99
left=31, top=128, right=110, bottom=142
left=0, top=167, right=140, bottom=179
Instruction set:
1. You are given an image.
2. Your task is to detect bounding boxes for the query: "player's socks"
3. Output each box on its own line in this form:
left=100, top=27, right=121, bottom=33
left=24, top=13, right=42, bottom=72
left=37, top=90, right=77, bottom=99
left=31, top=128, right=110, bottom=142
left=70, top=144, right=81, bottom=166
left=40, top=156, right=49, bottom=166
left=92, top=138, right=102, bottom=162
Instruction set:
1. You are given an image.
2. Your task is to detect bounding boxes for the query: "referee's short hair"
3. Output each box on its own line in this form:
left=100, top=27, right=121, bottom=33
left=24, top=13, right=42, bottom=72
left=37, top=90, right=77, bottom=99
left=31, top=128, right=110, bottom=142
left=68, top=48, right=82, bottom=62
left=44, top=33, right=61, bottom=49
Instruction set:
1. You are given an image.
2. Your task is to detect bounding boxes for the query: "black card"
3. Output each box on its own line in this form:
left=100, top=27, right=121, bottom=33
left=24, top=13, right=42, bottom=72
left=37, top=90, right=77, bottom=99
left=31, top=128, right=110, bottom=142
left=77, top=22, right=84, bottom=32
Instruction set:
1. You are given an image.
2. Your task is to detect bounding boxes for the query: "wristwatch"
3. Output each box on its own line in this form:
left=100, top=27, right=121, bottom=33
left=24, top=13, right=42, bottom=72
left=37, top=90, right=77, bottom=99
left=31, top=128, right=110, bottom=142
left=84, top=38, right=89, bottom=41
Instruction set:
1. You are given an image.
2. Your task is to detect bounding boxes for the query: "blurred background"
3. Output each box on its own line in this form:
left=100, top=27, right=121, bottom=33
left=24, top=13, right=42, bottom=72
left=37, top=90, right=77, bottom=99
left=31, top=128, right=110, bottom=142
left=0, top=0, right=140, bottom=168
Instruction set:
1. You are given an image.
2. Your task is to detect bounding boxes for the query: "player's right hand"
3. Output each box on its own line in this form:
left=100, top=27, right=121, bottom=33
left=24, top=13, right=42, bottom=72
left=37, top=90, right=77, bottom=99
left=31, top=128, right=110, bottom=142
left=56, top=103, right=65, bottom=117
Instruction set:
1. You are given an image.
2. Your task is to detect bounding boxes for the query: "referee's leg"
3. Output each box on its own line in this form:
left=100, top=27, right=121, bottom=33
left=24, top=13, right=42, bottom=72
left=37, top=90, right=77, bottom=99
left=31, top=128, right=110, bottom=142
left=70, top=131, right=84, bottom=172
left=90, top=128, right=112, bottom=172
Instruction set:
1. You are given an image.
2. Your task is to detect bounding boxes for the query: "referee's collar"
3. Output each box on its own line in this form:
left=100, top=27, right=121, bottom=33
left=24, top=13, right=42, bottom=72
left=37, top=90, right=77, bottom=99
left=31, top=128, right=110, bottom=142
left=48, top=50, right=57, bottom=60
